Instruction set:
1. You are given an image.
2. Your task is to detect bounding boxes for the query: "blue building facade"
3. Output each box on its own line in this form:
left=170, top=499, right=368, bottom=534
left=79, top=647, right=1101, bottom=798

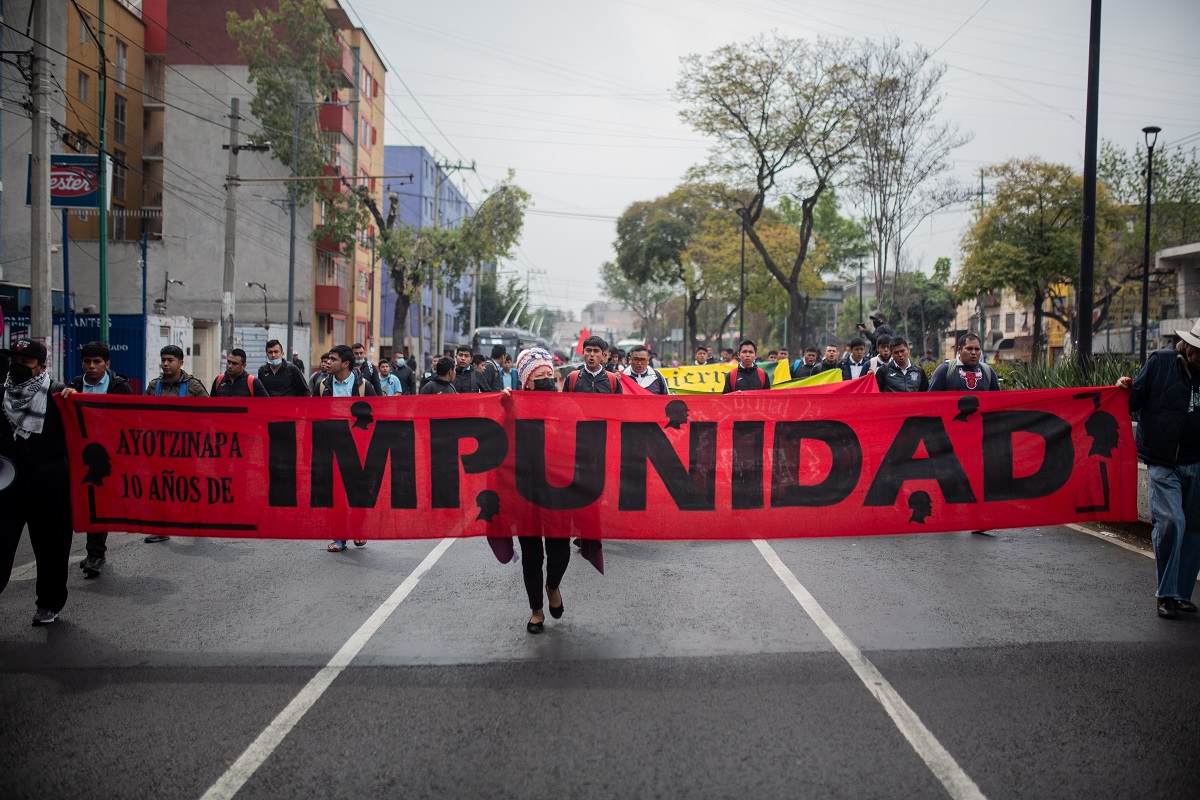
left=380, top=146, right=494, bottom=363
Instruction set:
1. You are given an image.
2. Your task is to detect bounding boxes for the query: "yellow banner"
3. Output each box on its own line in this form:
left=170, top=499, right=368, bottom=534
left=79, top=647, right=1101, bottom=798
left=664, top=360, right=835, bottom=395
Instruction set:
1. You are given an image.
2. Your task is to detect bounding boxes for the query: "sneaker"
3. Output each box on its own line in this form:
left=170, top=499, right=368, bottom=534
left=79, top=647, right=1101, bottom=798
left=144, top=535, right=170, bottom=544
left=32, top=608, right=58, bottom=625
left=1158, top=597, right=1178, bottom=619
left=81, top=557, right=105, bottom=577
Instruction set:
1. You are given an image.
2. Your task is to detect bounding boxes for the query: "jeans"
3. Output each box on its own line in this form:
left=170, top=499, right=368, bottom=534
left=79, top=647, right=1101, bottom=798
left=518, top=536, right=570, bottom=611
left=1147, top=461, right=1200, bottom=602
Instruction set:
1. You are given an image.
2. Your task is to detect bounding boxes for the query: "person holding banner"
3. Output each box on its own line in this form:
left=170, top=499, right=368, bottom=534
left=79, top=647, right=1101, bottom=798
left=258, top=340, right=310, bottom=398
left=61, top=341, right=133, bottom=577
left=1117, top=321, right=1200, bottom=620
left=840, top=339, right=871, bottom=381
left=875, top=338, right=928, bottom=393
left=814, top=345, right=841, bottom=375
left=792, top=347, right=821, bottom=378
left=722, top=340, right=771, bottom=393
left=565, top=337, right=623, bottom=394
left=142, top=345, right=208, bottom=544
left=693, top=346, right=710, bottom=366
left=928, top=334, right=999, bottom=392
left=512, top=348, right=576, bottom=633
left=0, top=340, right=73, bottom=625
left=623, top=345, right=668, bottom=395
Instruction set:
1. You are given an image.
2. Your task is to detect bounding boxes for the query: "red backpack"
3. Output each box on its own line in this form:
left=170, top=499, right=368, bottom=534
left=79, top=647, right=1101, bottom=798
left=564, top=369, right=620, bottom=393
left=213, top=372, right=257, bottom=397
left=727, top=366, right=768, bottom=391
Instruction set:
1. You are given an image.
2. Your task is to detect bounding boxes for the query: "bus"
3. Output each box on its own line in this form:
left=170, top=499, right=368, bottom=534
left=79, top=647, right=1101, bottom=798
left=470, top=326, right=550, bottom=356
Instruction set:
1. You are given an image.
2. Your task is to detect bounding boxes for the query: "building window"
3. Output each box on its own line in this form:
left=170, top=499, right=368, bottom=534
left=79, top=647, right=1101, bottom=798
left=114, top=40, right=128, bottom=84
left=113, top=95, right=127, bottom=143
left=77, top=72, right=89, bottom=103
left=360, top=117, right=370, bottom=148
left=1005, top=312, right=1015, bottom=332
left=989, top=314, right=1001, bottom=334
left=112, top=150, right=126, bottom=200
left=333, top=317, right=346, bottom=345
left=356, top=321, right=368, bottom=345
left=113, top=207, right=126, bottom=239
left=357, top=270, right=368, bottom=299
left=78, top=9, right=90, bottom=44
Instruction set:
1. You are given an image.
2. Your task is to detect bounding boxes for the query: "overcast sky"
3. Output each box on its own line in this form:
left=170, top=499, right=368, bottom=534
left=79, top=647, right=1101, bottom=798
left=345, top=0, right=1200, bottom=318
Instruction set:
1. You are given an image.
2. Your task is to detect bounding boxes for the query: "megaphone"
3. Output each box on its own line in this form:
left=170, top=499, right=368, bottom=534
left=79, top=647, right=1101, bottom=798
left=0, top=456, right=15, bottom=492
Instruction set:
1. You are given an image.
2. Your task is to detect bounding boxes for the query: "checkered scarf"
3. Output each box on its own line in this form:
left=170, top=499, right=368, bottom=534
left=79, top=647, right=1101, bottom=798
left=3, top=370, right=50, bottom=440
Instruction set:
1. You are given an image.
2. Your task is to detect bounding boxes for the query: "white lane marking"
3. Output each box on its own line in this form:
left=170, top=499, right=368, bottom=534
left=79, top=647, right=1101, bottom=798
left=1064, top=523, right=1153, bottom=559
left=199, top=537, right=457, bottom=800
left=754, top=539, right=987, bottom=800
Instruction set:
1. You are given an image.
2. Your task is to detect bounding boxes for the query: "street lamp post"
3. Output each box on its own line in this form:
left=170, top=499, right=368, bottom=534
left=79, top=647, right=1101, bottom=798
left=247, top=281, right=268, bottom=328
left=1140, top=125, right=1161, bottom=364
left=736, top=207, right=747, bottom=341
left=858, top=258, right=864, bottom=321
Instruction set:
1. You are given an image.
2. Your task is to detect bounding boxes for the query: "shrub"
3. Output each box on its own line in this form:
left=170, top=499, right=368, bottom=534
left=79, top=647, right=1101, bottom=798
left=1000, top=355, right=1137, bottom=390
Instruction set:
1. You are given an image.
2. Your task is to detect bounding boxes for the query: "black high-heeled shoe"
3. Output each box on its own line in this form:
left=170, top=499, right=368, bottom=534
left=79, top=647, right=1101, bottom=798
left=527, top=615, right=544, bottom=634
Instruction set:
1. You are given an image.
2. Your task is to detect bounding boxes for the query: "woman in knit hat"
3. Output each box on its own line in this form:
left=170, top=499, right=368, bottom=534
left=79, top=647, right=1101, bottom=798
left=509, top=347, right=568, bottom=632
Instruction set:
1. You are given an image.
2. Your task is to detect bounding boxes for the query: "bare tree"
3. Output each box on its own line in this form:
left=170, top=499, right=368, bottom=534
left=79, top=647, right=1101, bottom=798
left=848, top=38, right=972, bottom=309
left=676, top=34, right=861, bottom=353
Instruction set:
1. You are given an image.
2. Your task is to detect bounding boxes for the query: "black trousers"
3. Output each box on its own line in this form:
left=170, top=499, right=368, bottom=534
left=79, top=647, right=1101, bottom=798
left=86, top=532, right=107, bottom=559
left=0, top=470, right=73, bottom=612
left=518, top=536, right=570, bottom=611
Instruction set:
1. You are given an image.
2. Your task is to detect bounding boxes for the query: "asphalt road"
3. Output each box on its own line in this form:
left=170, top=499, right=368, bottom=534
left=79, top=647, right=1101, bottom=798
left=2, top=525, right=1199, bottom=800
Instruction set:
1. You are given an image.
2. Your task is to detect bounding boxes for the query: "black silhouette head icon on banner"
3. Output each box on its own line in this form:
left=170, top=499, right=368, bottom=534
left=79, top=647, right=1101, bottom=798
left=81, top=442, right=112, bottom=486
left=664, top=399, right=690, bottom=429
left=476, top=489, right=500, bottom=522
left=953, top=395, right=979, bottom=423
left=1084, top=412, right=1119, bottom=458
left=907, top=490, right=933, bottom=523
left=350, top=401, right=374, bottom=431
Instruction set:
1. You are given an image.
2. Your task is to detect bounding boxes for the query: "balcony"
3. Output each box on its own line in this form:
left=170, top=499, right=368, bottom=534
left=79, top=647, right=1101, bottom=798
left=143, top=140, right=163, bottom=161
left=319, top=164, right=350, bottom=196
left=318, top=102, right=355, bottom=141
left=314, top=284, right=349, bottom=315
left=326, top=43, right=354, bottom=88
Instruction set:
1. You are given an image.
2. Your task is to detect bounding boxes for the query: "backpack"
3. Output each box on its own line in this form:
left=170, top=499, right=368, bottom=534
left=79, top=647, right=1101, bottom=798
left=213, top=372, right=257, bottom=397
left=565, top=369, right=619, bottom=393
left=727, top=366, right=768, bottom=391
left=316, top=374, right=366, bottom=396
left=155, top=378, right=189, bottom=397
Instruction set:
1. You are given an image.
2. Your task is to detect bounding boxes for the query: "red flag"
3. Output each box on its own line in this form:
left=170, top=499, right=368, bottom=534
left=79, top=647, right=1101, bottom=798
left=574, top=327, right=591, bottom=356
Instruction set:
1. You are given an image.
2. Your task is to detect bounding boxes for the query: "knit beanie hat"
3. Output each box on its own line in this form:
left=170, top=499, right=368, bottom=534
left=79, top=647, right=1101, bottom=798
left=515, top=347, right=555, bottom=389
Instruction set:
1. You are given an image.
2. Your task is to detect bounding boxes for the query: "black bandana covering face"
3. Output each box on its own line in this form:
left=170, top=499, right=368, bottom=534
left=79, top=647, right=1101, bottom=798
left=532, top=377, right=557, bottom=392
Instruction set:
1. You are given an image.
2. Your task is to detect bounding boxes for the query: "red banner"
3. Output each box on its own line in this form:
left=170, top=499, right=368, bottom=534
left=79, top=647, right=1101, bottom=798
left=58, top=388, right=1137, bottom=540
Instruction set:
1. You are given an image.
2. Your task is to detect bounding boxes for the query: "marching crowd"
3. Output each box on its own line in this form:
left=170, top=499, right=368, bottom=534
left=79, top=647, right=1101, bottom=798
left=2, top=311, right=1199, bottom=631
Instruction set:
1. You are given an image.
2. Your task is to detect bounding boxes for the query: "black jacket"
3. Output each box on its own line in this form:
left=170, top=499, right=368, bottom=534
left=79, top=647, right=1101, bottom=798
left=453, top=366, right=486, bottom=393
left=393, top=361, right=417, bottom=395
left=420, top=378, right=457, bottom=395
left=840, top=357, right=871, bottom=382
left=876, top=361, right=929, bottom=392
left=70, top=370, right=133, bottom=394
left=480, top=360, right=504, bottom=392
left=0, top=379, right=68, bottom=476
left=723, top=366, right=770, bottom=393
left=1129, top=349, right=1197, bottom=466
left=257, top=362, right=310, bottom=397
left=354, top=361, right=383, bottom=396
left=212, top=371, right=268, bottom=398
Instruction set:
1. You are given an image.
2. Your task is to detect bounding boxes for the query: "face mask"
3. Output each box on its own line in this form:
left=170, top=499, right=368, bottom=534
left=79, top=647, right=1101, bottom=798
left=267, top=358, right=283, bottom=366
left=532, top=377, right=557, bottom=392
left=7, top=362, right=34, bottom=383
left=356, top=358, right=366, bottom=365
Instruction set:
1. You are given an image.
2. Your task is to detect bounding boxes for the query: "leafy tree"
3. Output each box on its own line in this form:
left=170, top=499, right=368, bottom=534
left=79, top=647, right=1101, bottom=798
left=377, top=173, right=530, bottom=359
left=228, top=0, right=352, bottom=244
left=613, top=184, right=724, bottom=349
left=676, top=34, right=861, bottom=352
left=887, top=259, right=956, bottom=357
left=1097, top=140, right=1200, bottom=330
left=957, top=158, right=1119, bottom=363
left=779, top=188, right=869, bottom=280
left=473, top=274, right=525, bottom=330
left=849, top=38, right=972, bottom=308
left=599, top=261, right=676, bottom=351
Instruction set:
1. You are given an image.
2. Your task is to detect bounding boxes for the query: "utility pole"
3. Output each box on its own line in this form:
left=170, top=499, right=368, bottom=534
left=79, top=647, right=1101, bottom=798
left=1076, top=0, right=1102, bottom=371
left=221, top=98, right=268, bottom=356
left=285, top=85, right=301, bottom=361
left=221, top=99, right=241, bottom=357
left=98, top=0, right=109, bottom=343
left=28, top=0, right=52, bottom=345
left=430, top=159, right=475, bottom=357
